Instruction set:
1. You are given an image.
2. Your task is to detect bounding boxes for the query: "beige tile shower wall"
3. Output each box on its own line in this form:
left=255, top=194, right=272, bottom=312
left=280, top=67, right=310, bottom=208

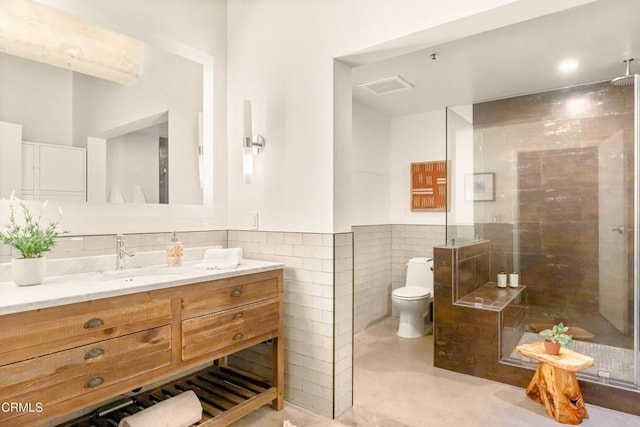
left=391, top=224, right=445, bottom=291
left=0, top=230, right=228, bottom=263
left=333, top=232, right=353, bottom=417
left=226, top=230, right=337, bottom=418
left=353, top=225, right=392, bottom=333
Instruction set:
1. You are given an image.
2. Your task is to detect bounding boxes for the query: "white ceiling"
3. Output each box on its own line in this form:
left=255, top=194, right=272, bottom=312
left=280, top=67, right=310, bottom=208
left=352, top=0, right=640, bottom=117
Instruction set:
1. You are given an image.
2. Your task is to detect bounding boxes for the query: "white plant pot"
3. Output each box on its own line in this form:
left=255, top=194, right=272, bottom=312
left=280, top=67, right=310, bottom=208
left=12, top=257, right=47, bottom=286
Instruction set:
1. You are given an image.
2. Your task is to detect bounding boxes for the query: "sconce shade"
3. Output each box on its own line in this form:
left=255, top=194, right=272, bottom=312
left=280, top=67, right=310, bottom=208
left=243, top=100, right=253, bottom=138
left=0, top=0, right=144, bottom=85
left=243, top=100, right=253, bottom=184
left=242, top=99, right=265, bottom=185
left=243, top=146, right=253, bottom=185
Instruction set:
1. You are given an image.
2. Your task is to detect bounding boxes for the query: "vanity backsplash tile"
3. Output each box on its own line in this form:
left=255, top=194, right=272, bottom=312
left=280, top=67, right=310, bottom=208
left=0, top=230, right=227, bottom=264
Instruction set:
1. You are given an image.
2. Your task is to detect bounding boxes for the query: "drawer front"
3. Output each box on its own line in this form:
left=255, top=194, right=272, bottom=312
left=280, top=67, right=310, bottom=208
left=182, top=299, right=279, bottom=361
left=0, top=296, right=171, bottom=366
left=0, top=326, right=171, bottom=422
left=182, top=273, right=279, bottom=319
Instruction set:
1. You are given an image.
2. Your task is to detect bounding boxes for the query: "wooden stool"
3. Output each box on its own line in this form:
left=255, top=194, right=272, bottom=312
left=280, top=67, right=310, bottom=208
left=516, top=342, right=594, bottom=425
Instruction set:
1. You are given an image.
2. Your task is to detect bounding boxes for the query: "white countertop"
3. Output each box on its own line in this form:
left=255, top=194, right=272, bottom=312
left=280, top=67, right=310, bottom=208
left=0, top=259, right=283, bottom=315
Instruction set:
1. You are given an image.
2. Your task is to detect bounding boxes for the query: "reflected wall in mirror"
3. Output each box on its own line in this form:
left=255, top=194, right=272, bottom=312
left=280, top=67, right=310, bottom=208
left=91, top=117, right=169, bottom=205
left=0, top=27, right=203, bottom=205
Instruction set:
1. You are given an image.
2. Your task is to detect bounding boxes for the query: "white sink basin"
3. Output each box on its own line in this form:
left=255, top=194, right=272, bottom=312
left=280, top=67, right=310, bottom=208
left=97, top=266, right=186, bottom=281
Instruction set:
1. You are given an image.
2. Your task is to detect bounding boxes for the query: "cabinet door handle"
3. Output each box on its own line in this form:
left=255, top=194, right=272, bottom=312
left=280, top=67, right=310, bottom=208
left=232, top=332, right=244, bottom=341
left=84, top=347, right=105, bottom=360
left=232, top=312, right=244, bottom=320
left=84, top=318, right=104, bottom=329
left=230, top=289, right=242, bottom=297
left=84, top=376, right=104, bottom=388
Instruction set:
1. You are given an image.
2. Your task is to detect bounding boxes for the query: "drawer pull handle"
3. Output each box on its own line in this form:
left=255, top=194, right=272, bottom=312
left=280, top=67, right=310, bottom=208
left=84, top=318, right=104, bottom=329
left=233, top=332, right=244, bottom=341
left=84, top=348, right=105, bottom=360
left=84, top=376, right=104, bottom=388
left=233, top=312, right=244, bottom=320
left=231, top=289, right=242, bottom=297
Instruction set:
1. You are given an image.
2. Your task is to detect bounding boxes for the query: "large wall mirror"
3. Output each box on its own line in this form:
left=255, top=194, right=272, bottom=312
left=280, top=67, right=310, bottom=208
left=0, top=0, right=215, bottom=235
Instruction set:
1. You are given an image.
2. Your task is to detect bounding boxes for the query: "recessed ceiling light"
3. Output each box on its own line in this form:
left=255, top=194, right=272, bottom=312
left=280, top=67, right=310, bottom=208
left=558, top=59, right=578, bottom=73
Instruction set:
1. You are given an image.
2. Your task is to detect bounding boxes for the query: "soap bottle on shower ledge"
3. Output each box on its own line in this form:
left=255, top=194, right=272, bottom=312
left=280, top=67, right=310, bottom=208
left=509, top=272, right=519, bottom=288
left=497, top=270, right=507, bottom=288
left=167, top=232, right=183, bottom=266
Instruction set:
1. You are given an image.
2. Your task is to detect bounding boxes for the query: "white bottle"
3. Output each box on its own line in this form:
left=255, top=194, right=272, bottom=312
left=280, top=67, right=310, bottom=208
left=497, top=272, right=507, bottom=288
left=509, top=273, right=519, bottom=288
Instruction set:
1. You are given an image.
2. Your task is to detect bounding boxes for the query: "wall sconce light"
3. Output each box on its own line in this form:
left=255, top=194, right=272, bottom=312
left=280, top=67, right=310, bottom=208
left=242, top=100, right=266, bottom=185
left=0, top=0, right=144, bottom=85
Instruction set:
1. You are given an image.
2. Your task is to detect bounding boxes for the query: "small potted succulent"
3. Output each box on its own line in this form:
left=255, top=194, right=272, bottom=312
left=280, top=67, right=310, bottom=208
left=539, top=322, right=573, bottom=355
left=0, top=197, right=62, bottom=286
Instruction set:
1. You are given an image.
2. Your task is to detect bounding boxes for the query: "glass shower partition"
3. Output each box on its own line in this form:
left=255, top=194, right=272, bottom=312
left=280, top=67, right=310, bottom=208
left=446, top=79, right=639, bottom=391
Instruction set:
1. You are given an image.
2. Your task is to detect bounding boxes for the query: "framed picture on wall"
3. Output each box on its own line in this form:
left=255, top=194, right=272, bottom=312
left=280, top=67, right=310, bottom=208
left=411, top=161, right=447, bottom=210
left=465, top=172, right=495, bottom=202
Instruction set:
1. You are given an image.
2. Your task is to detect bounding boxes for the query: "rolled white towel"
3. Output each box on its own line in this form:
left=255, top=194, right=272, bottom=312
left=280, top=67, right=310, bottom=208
left=118, top=390, right=202, bottom=427
left=195, top=247, right=243, bottom=270
left=131, top=185, right=147, bottom=204
left=108, top=185, right=125, bottom=203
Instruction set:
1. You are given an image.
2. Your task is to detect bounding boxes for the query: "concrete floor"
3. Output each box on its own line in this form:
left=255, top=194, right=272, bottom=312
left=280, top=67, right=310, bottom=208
left=231, top=317, right=640, bottom=427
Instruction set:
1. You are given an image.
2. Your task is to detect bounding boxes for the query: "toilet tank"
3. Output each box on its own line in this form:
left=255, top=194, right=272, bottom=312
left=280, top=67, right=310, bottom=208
left=405, top=257, right=433, bottom=288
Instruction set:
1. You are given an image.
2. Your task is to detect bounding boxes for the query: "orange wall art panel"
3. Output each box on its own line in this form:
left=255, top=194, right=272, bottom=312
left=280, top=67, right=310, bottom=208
left=411, top=161, right=447, bottom=211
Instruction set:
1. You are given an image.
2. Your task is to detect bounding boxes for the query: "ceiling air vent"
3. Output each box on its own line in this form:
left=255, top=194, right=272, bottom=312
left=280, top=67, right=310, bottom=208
left=358, top=75, right=414, bottom=95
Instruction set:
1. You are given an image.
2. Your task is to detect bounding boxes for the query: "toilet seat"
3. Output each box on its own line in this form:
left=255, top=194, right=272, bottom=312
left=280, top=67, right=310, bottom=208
left=392, top=286, right=432, bottom=300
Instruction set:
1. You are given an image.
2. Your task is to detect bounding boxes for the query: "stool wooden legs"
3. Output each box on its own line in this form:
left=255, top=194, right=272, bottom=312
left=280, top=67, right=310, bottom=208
left=526, top=362, right=589, bottom=424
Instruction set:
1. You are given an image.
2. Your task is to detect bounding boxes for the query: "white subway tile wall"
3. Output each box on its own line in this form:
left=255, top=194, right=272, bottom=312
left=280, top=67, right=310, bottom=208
left=352, top=224, right=445, bottom=319
left=0, top=231, right=228, bottom=263
left=391, top=224, right=445, bottom=291
left=226, top=230, right=343, bottom=418
left=333, top=232, right=353, bottom=417
left=353, top=225, right=392, bottom=333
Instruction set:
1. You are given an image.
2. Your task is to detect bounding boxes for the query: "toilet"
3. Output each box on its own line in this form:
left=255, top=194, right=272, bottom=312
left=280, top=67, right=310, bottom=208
left=392, top=257, right=434, bottom=338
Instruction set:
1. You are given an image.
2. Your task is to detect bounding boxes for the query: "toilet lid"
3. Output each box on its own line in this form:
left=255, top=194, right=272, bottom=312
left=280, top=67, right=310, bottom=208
left=393, top=286, right=432, bottom=300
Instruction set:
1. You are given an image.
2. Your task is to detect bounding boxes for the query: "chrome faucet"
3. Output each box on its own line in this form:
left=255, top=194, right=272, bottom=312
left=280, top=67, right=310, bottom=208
left=115, top=234, right=135, bottom=270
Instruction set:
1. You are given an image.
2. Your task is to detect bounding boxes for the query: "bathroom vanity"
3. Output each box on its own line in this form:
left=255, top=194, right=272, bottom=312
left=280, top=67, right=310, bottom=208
left=0, top=261, right=284, bottom=426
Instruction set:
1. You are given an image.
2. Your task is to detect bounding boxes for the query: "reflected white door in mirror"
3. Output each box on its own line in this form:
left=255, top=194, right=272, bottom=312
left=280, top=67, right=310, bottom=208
left=22, top=141, right=86, bottom=202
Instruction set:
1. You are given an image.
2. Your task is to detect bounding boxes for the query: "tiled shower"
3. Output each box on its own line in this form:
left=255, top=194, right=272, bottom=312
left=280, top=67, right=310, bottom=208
left=446, top=80, right=639, bottom=392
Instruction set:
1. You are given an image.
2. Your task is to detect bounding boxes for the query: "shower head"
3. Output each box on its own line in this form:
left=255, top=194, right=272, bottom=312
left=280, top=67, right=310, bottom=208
left=611, top=58, right=635, bottom=86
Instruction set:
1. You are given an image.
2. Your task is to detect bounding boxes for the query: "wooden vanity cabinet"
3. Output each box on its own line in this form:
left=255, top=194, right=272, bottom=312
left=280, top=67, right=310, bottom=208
left=0, top=268, right=284, bottom=427
left=181, top=272, right=281, bottom=362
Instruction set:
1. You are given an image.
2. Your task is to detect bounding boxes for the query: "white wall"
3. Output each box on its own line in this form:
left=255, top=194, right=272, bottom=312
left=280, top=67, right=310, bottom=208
left=448, top=105, right=476, bottom=229
left=389, top=110, right=447, bottom=225
left=106, top=128, right=160, bottom=204
left=351, top=101, right=391, bottom=225
left=0, top=122, right=23, bottom=199
left=0, top=53, right=72, bottom=145
left=227, top=0, right=583, bottom=233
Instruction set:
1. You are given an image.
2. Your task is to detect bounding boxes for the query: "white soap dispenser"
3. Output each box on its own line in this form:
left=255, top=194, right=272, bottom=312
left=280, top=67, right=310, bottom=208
left=167, top=232, right=183, bottom=266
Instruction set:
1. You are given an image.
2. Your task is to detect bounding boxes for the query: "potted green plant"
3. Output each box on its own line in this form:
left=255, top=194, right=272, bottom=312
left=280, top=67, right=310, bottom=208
left=539, top=322, right=573, bottom=355
left=0, top=199, right=62, bottom=286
